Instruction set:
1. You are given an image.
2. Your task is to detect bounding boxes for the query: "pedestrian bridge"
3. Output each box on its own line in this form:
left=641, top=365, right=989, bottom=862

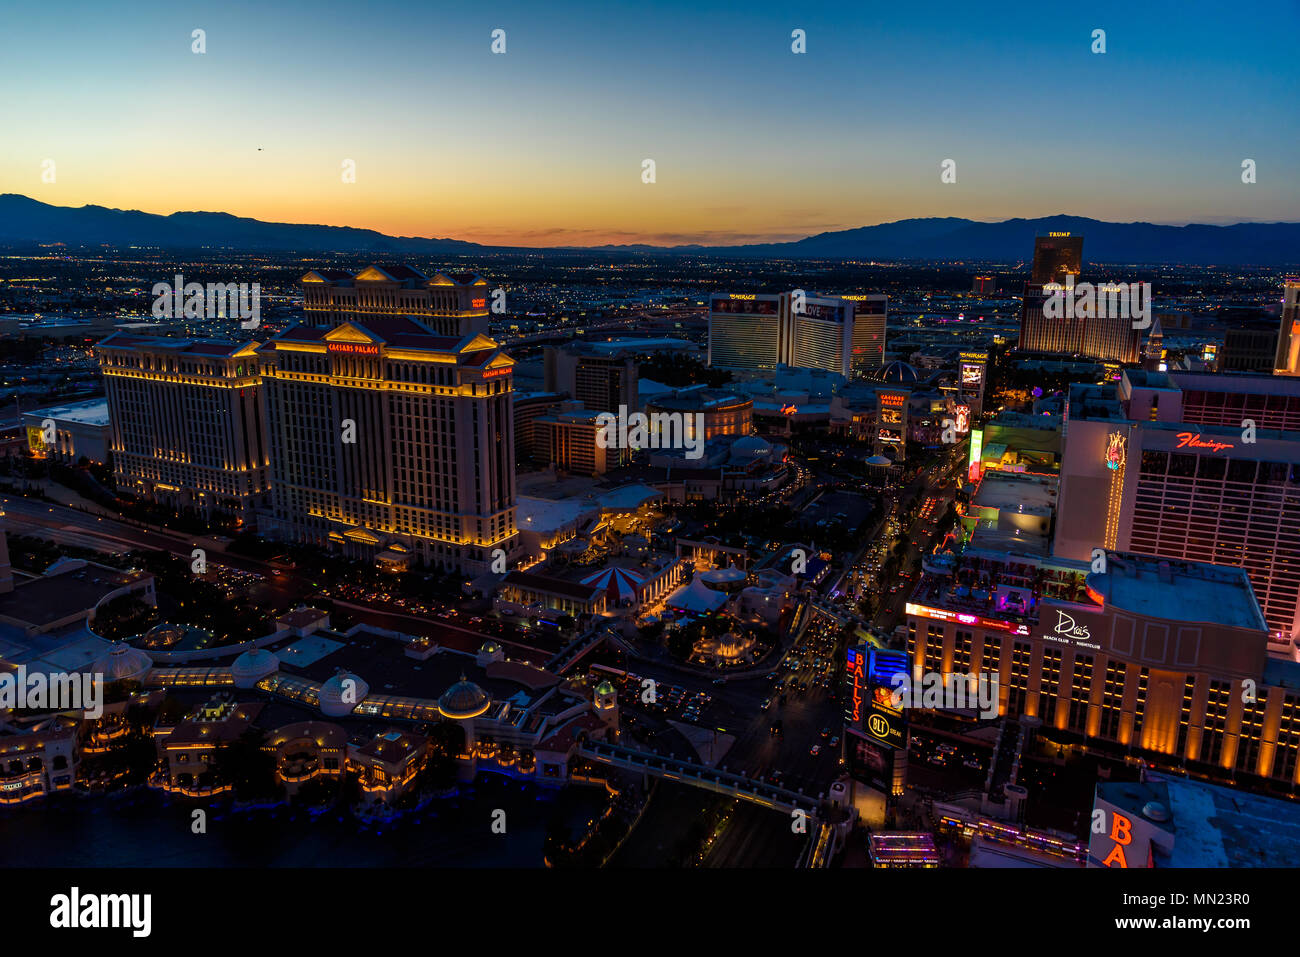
left=575, top=739, right=821, bottom=819
left=545, top=628, right=608, bottom=674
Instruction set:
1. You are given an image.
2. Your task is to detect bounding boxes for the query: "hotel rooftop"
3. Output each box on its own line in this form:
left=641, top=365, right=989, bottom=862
left=910, top=545, right=1266, bottom=633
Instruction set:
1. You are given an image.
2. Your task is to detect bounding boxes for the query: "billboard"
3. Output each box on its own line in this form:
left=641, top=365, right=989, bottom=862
left=845, top=726, right=898, bottom=793
left=865, top=703, right=906, bottom=750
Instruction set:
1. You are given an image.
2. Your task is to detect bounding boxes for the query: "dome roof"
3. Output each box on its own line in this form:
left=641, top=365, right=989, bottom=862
left=319, top=671, right=369, bottom=717
left=581, top=566, right=645, bottom=602
left=594, top=680, right=616, bottom=696
left=231, top=649, right=280, bottom=688
left=93, top=642, right=152, bottom=682
left=478, top=640, right=501, bottom=654
left=875, top=361, right=919, bottom=385
left=731, top=435, right=772, bottom=458
left=439, top=675, right=491, bottom=719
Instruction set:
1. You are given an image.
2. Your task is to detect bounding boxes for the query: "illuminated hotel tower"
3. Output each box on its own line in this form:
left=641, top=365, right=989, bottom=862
left=846, top=294, right=888, bottom=378
left=709, top=291, right=868, bottom=377
left=94, top=333, right=270, bottom=517
left=256, top=316, right=517, bottom=574
left=301, top=265, right=492, bottom=337
left=708, top=293, right=783, bottom=371
left=1018, top=233, right=1084, bottom=355
left=1272, top=278, right=1300, bottom=375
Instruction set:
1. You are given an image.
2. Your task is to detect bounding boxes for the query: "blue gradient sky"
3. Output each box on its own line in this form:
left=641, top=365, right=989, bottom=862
left=2, top=0, right=1297, bottom=245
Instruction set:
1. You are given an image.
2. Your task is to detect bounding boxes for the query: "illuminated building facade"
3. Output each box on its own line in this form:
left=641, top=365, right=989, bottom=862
left=846, top=295, right=888, bottom=378
left=904, top=547, right=1300, bottom=791
left=95, top=333, right=270, bottom=517
left=788, top=295, right=855, bottom=377
left=707, top=293, right=782, bottom=370
left=1272, top=278, right=1300, bottom=375
left=1057, top=369, right=1300, bottom=637
left=533, top=409, right=627, bottom=475
left=1017, top=234, right=1142, bottom=364
left=300, top=264, right=491, bottom=337
left=709, top=291, right=873, bottom=377
left=21, top=397, right=110, bottom=464
left=513, top=391, right=570, bottom=464
left=543, top=341, right=638, bottom=415
left=255, top=316, right=517, bottom=574
left=644, top=387, right=753, bottom=441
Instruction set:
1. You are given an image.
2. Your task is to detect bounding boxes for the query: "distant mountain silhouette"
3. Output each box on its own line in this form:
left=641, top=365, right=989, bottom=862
left=2, top=195, right=1298, bottom=265
left=0, top=194, right=482, bottom=254
left=697, top=215, right=1300, bottom=265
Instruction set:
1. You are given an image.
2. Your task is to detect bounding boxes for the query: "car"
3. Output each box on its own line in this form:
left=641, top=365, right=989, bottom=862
left=810, top=745, right=821, bottom=756
left=712, top=678, right=727, bottom=686
left=760, top=698, right=772, bottom=710
left=820, top=727, right=831, bottom=739
left=963, top=758, right=982, bottom=770
left=829, top=736, right=840, bottom=747
left=770, top=720, right=784, bottom=737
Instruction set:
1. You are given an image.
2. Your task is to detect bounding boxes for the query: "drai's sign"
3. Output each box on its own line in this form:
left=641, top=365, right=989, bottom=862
left=1042, top=608, right=1100, bottom=650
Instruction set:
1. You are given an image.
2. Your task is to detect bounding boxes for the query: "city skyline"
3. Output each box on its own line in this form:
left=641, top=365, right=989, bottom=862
left=3, top=0, right=1299, bottom=246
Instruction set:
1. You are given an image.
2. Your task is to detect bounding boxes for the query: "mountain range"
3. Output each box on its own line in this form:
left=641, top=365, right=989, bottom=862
left=2, top=194, right=1298, bottom=265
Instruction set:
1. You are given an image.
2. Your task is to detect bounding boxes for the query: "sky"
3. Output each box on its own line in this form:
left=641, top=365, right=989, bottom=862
left=2, top=0, right=1298, bottom=247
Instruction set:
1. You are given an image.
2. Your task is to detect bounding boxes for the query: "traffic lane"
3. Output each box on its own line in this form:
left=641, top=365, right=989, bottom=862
left=4, top=495, right=559, bottom=661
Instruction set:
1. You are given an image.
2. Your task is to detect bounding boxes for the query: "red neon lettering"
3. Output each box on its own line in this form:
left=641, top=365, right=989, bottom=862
left=1175, top=432, right=1232, bottom=452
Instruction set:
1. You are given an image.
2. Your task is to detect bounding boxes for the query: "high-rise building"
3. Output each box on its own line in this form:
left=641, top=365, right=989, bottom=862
left=787, top=295, right=855, bottom=377
left=255, top=316, right=517, bottom=574
left=972, top=275, right=998, bottom=295
left=708, top=293, right=783, bottom=371
left=1017, top=234, right=1141, bottom=363
left=1223, top=319, right=1280, bottom=373
left=901, top=544, right=1300, bottom=791
left=533, top=409, right=627, bottom=475
left=708, top=291, right=878, bottom=377
left=514, top=392, right=571, bottom=465
left=1030, top=234, right=1083, bottom=285
left=543, top=342, right=639, bottom=414
left=300, top=265, right=491, bottom=337
left=847, top=295, right=888, bottom=378
left=1272, top=278, right=1300, bottom=375
left=1056, top=368, right=1300, bottom=638
left=94, top=333, right=270, bottom=517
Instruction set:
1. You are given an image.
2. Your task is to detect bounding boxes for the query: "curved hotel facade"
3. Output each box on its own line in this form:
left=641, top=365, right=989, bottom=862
left=905, top=547, right=1300, bottom=791
left=708, top=291, right=886, bottom=379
